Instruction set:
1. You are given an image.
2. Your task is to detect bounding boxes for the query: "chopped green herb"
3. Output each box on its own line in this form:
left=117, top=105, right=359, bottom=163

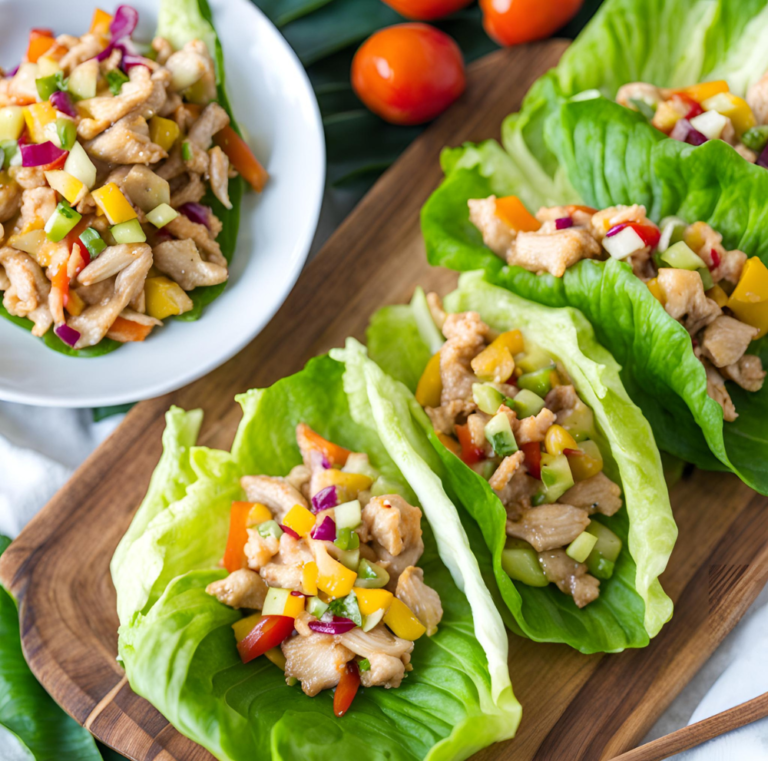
left=358, top=658, right=371, bottom=672
left=56, top=117, right=77, bottom=151
left=181, top=140, right=193, bottom=161
left=106, top=69, right=129, bottom=96
left=0, top=140, right=18, bottom=170
left=334, top=527, right=360, bottom=551
left=79, top=227, right=107, bottom=258
left=327, top=591, right=362, bottom=627
left=36, top=72, right=67, bottom=101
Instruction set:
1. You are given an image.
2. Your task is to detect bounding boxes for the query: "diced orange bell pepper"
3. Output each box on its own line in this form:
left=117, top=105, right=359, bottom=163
left=727, top=257, right=768, bottom=339
left=353, top=587, right=393, bottom=616
left=246, top=502, right=271, bottom=526
left=471, top=342, right=514, bottom=383
left=214, top=125, right=268, bottom=192
left=23, top=102, right=57, bottom=144
left=282, top=503, right=316, bottom=538
left=707, top=284, right=729, bottom=309
left=26, top=29, right=55, bottom=64
left=491, top=329, right=525, bottom=357
left=107, top=316, right=153, bottom=343
left=51, top=259, right=70, bottom=308
left=89, top=8, right=113, bottom=37
left=436, top=432, right=461, bottom=456
left=566, top=204, right=598, bottom=216
left=679, top=80, right=729, bottom=104
left=383, top=598, right=426, bottom=640
left=494, top=195, right=540, bottom=232
left=334, top=662, right=360, bottom=717
left=415, top=351, right=442, bottom=408
left=651, top=100, right=684, bottom=134
left=264, top=647, right=287, bottom=671
left=296, top=423, right=351, bottom=466
left=41, top=152, right=68, bottom=172
left=65, top=289, right=85, bottom=317
left=647, top=277, right=666, bottom=306
left=302, top=562, right=319, bottom=595
left=222, top=501, right=252, bottom=573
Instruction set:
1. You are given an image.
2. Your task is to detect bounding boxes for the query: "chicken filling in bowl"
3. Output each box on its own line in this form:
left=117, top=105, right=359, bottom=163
left=414, top=295, right=624, bottom=608
left=206, top=424, right=443, bottom=716
left=615, top=78, right=768, bottom=167
left=468, top=198, right=768, bottom=421
left=0, top=6, right=266, bottom=350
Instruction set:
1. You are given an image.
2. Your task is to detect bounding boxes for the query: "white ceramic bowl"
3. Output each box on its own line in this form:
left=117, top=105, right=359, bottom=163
left=0, top=0, right=324, bottom=406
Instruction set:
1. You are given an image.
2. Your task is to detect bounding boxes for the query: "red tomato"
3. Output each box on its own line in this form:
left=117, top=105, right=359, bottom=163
left=520, top=442, right=542, bottom=480
left=237, top=616, right=295, bottom=664
left=352, top=23, right=465, bottom=126
left=381, top=0, right=473, bottom=20
left=334, top=662, right=361, bottom=717
left=480, top=0, right=584, bottom=46
left=606, top=222, right=661, bottom=249
left=455, top=423, right=485, bottom=466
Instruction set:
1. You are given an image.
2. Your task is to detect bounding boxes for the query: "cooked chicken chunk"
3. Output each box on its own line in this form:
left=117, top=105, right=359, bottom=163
left=359, top=652, right=407, bottom=689
left=164, top=213, right=225, bottom=265
left=0, top=248, right=52, bottom=335
left=85, top=113, right=167, bottom=165
left=703, top=360, right=737, bottom=422
left=206, top=569, right=268, bottom=609
left=187, top=101, right=230, bottom=149
left=10, top=166, right=47, bottom=191
left=538, top=548, right=600, bottom=608
left=559, top=472, right=622, bottom=516
left=616, top=83, right=662, bottom=110
left=208, top=146, right=232, bottom=209
left=507, top=228, right=600, bottom=277
left=466, top=410, right=492, bottom=449
left=59, top=33, right=104, bottom=73
left=282, top=633, right=355, bottom=697
left=395, top=566, right=443, bottom=636
left=241, top=475, right=309, bottom=521
left=514, top=407, right=556, bottom=444
left=721, top=354, right=766, bottom=392
left=244, top=529, right=279, bottom=571
left=152, top=36, right=174, bottom=65
left=152, top=239, right=228, bottom=290
left=361, top=495, right=423, bottom=558
left=285, top=464, right=312, bottom=497
left=338, top=624, right=414, bottom=660
left=506, top=503, right=590, bottom=552
left=747, top=72, right=768, bottom=125
left=495, top=470, right=540, bottom=519
left=170, top=173, right=206, bottom=207
left=468, top=196, right=515, bottom=256
left=699, top=315, right=759, bottom=369
left=0, top=181, right=21, bottom=223
left=657, top=268, right=721, bottom=334
left=260, top=534, right=314, bottom=590
left=165, top=40, right=217, bottom=104
left=14, top=187, right=57, bottom=234
left=489, top=450, right=525, bottom=492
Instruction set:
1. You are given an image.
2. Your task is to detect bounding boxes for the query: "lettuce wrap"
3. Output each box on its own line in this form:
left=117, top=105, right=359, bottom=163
left=111, top=351, right=520, bottom=761
left=368, top=273, right=677, bottom=653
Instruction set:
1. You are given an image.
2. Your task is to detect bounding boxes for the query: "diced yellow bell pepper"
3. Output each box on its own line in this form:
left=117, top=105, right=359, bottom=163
left=707, top=284, right=729, bottom=308
left=566, top=440, right=603, bottom=482
left=283, top=504, right=315, bottom=538
left=315, top=544, right=357, bottom=598
left=544, top=424, right=578, bottom=456
left=145, top=276, right=193, bottom=320
left=45, top=170, right=85, bottom=206
left=651, top=101, right=683, bottom=134
left=302, top=562, right=319, bottom=596
left=232, top=612, right=262, bottom=643
left=23, top=102, right=57, bottom=144
left=89, top=8, right=113, bottom=36
left=65, top=290, right=85, bottom=317
left=683, top=221, right=707, bottom=255
left=353, top=587, right=393, bottom=617
left=647, top=277, right=666, bottom=306
left=92, top=183, right=137, bottom=225
left=37, top=55, right=62, bottom=78
left=383, top=598, right=426, bottom=641
left=702, top=92, right=756, bottom=136
left=265, top=647, right=287, bottom=671
left=681, top=80, right=729, bottom=104
left=8, top=228, right=46, bottom=256
left=494, top=195, right=541, bottom=232
left=727, top=257, right=768, bottom=339
left=247, top=502, right=272, bottom=526
left=310, top=469, right=373, bottom=503
left=491, top=329, right=525, bottom=357
left=149, top=115, right=181, bottom=153
left=283, top=592, right=305, bottom=619
left=471, top=342, right=514, bottom=384
left=415, top=351, right=442, bottom=408
left=0, top=107, right=25, bottom=141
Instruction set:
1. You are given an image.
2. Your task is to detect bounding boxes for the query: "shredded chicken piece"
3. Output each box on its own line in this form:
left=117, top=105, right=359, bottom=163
left=241, top=474, right=309, bottom=521
left=11, top=167, right=48, bottom=191
left=170, top=173, right=206, bottom=207
left=495, top=470, right=540, bottom=519
left=166, top=40, right=217, bottom=103
left=208, top=146, right=232, bottom=209
left=489, top=451, right=525, bottom=492
left=0, top=181, right=21, bottom=223
left=657, top=268, right=722, bottom=334
left=514, top=407, right=556, bottom=444
left=544, top=384, right=584, bottom=425
left=507, top=228, right=600, bottom=277
left=260, top=534, right=314, bottom=590
left=337, top=624, right=414, bottom=660
left=164, top=213, right=225, bottom=265
left=0, top=265, right=9, bottom=290
left=282, top=633, right=355, bottom=697
left=361, top=495, right=423, bottom=558
left=85, top=113, right=167, bottom=165
left=188, top=102, right=230, bottom=149
left=703, top=360, right=737, bottom=422
left=13, top=187, right=56, bottom=236
left=0, top=247, right=52, bottom=335
left=285, top=464, right=311, bottom=497
left=699, top=315, right=759, bottom=369
left=59, top=33, right=105, bottom=73
left=244, top=529, right=279, bottom=571
left=152, top=239, right=228, bottom=290
left=293, top=610, right=315, bottom=637
left=360, top=652, right=407, bottom=689
left=559, top=473, right=622, bottom=516
left=590, top=204, right=649, bottom=241
left=616, top=82, right=662, bottom=109
left=536, top=205, right=594, bottom=229
left=468, top=196, right=515, bottom=256
left=395, top=566, right=443, bottom=636
left=747, top=72, right=768, bottom=125
left=466, top=410, right=492, bottom=449
left=152, top=36, right=174, bottom=65
left=506, top=503, right=590, bottom=551
left=205, top=569, right=268, bottom=609
left=538, top=549, right=600, bottom=608
left=721, top=354, right=766, bottom=392
left=184, top=140, right=209, bottom=175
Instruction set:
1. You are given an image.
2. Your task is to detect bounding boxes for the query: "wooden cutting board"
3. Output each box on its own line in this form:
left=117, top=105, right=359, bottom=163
left=2, top=41, right=768, bottom=761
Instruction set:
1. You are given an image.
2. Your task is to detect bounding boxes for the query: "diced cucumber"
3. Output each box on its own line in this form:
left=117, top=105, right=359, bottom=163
left=342, top=453, right=379, bottom=481
left=698, top=267, right=714, bottom=291
left=585, top=521, right=622, bottom=562
left=334, top=500, right=362, bottom=529
left=334, top=527, right=360, bottom=551
left=64, top=142, right=96, bottom=189
left=517, top=366, right=554, bottom=397
left=355, top=559, right=390, bottom=589
left=473, top=382, right=505, bottom=415
left=362, top=608, right=386, bottom=632
left=337, top=548, right=359, bottom=570
left=501, top=541, right=549, bottom=587
left=0, top=107, right=25, bottom=141
left=257, top=520, right=283, bottom=540
left=79, top=228, right=106, bottom=259
left=182, top=140, right=193, bottom=161
left=566, top=531, right=599, bottom=563
left=587, top=555, right=616, bottom=580
left=410, top=285, right=444, bottom=354
left=262, top=587, right=291, bottom=617
left=106, top=69, right=129, bottom=96
left=485, top=412, right=517, bottom=457
left=539, top=453, right=574, bottom=502
left=68, top=60, right=98, bottom=100
left=661, top=241, right=706, bottom=270
left=742, top=125, right=768, bottom=153
left=56, top=117, right=77, bottom=151
left=512, top=388, right=546, bottom=418
left=111, top=218, right=146, bottom=244
left=658, top=216, right=686, bottom=253
left=44, top=201, right=82, bottom=242
left=306, top=596, right=328, bottom=618
left=515, top=344, right=552, bottom=373
left=146, top=202, right=178, bottom=228
left=603, top=225, right=646, bottom=260
left=558, top=401, right=597, bottom=442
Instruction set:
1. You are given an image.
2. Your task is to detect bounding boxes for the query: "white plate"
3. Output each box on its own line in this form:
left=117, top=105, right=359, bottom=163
left=0, top=0, right=325, bottom=407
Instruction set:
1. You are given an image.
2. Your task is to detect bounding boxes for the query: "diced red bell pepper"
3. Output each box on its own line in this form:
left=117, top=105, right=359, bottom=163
left=237, top=615, right=295, bottom=664
left=606, top=222, right=661, bottom=249
left=521, top=441, right=542, bottom=480
left=455, top=423, right=484, bottom=466
left=710, top=248, right=721, bottom=269
left=222, top=501, right=253, bottom=573
left=41, top=151, right=68, bottom=172
left=26, top=29, right=55, bottom=63
left=214, top=125, right=269, bottom=192
left=334, top=661, right=360, bottom=718
left=670, top=92, right=703, bottom=120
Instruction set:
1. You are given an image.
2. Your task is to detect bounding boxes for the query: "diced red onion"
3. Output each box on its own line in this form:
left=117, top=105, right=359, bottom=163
left=606, top=223, right=628, bottom=238
left=758, top=145, right=768, bottom=169
left=555, top=216, right=573, bottom=230
left=54, top=323, right=80, bottom=347
left=308, top=617, right=357, bottom=635
left=670, top=118, right=707, bottom=146
left=279, top=524, right=299, bottom=540
left=7, top=65, right=19, bottom=77
left=179, top=202, right=212, bottom=229
left=310, top=515, right=336, bottom=541
left=21, top=141, right=66, bottom=168
left=311, top=485, right=338, bottom=514
left=310, top=451, right=331, bottom=470
left=50, top=90, right=76, bottom=118
left=121, top=53, right=152, bottom=72
left=110, top=5, right=139, bottom=41
left=710, top=248, right=721, bottom=269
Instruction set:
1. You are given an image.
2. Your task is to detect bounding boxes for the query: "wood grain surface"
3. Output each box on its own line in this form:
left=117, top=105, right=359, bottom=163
left=2, top=41, right=768, bottom=761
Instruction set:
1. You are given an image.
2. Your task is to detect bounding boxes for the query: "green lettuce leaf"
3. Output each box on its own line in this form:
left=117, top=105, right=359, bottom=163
left=367, top=274, right=677, bottom=652
left=114, top=354, right=520, bottom=761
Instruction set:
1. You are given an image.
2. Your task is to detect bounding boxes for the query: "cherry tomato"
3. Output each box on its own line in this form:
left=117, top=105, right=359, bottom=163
left=381, top=0, right=473, bottom=21
left=520, top=442, right=542, bottom=480
left=334, top=661, right=361, bottom=717
left=352, top=23, right=465, bottom=126
left=480, top=0, right=584, bottom=47
left=237, top=615, right=295, bottom=664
